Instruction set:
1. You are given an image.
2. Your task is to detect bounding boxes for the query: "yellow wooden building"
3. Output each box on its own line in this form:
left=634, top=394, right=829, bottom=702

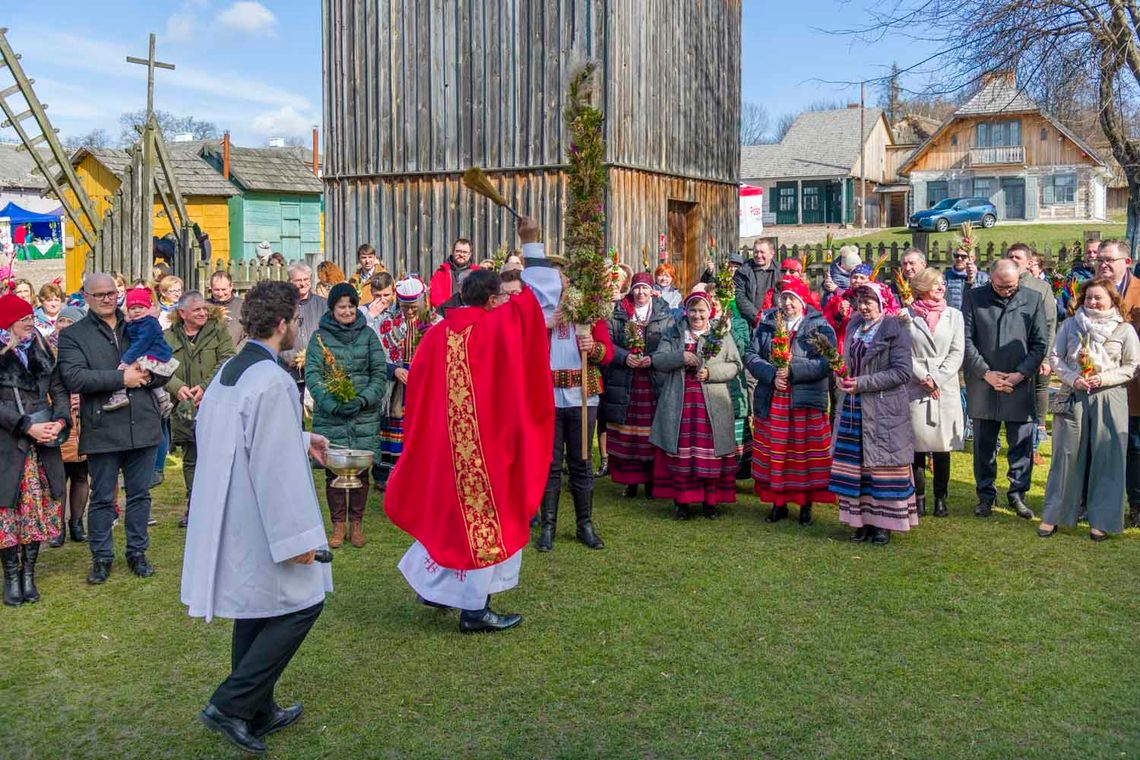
left=62, top=146, right=238, bottom=289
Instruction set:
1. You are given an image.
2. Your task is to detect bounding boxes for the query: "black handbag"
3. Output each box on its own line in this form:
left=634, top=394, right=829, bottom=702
left=17, top=394, right=66, bottom=447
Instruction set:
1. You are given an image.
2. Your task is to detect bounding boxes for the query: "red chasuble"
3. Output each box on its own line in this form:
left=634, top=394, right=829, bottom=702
left=384, top=288, right=554, bottom=571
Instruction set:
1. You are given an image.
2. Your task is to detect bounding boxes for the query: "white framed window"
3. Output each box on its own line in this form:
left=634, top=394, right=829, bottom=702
left=1043, top=174, right=1077, bottom=204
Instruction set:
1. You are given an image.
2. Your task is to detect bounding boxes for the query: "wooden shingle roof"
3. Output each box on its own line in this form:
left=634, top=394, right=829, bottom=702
left=0, top=143, right=49, bottom=190
left=71, top=146, right=239, bottom=197
left=200, top=144, right=322, bottom=194
left=740, top=107, right=888, bottom=181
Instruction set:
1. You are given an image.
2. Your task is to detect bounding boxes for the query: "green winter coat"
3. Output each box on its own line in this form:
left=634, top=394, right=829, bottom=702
left=304, top=311, right=387, bottom=456
left=163, top=309, right=236, bottom=444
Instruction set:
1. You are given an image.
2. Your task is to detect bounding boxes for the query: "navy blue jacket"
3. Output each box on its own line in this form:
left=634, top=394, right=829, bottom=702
left=745, top=307, right=835, bottom=420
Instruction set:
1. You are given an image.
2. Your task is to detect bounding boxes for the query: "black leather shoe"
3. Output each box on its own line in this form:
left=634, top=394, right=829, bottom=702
left=1090, top=530, right=1109, bottom=542
left=459, top=608, right=522, bottom=634
left=916, top=495, right=927, bottom=517
left=798, top=504, right=813, bottom=525
left=572, top=491, right=604, bottom=549
left=20, top=543, right=39, bottom=603
left=871, top=527, right=891, bottom=545
left=48, top=531, right=65, bottom=548
left=674, top=504, right=690, bottom=521
left=86, top=559, right=112, bottom=585
left=933, top=497, right=948, bottom=518
left=127, top=553, right=155, bottom=578
left=623, top=484, right=638, bottom=498
left=1037, top=525, right=1057, bottom=538
left=535, top=490, right=558, bottom=552
left=1009, top=495, right=1035, bottom=520
left=703, top=504, right=719, bottom=520
left=973, top=502, right=993, bottom=517
left=765, top=506, right=789, bottom=523
left=250, top=703, right=303, bottom=739
left=199, top=703, right=266, bottom=754
left=69, top=519, right=86, bottom=542
left=2, top=546, right=22, bottom=606
left=850, top=526, right=870, bottom=543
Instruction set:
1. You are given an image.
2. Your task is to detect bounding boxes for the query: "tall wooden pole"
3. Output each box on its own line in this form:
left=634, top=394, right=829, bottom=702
left=859, top=82, right=866, bottom=230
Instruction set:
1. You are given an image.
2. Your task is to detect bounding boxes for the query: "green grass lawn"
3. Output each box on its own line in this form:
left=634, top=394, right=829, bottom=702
left=6, top=439, right=1140, bottom=758
left=811, top=222, right=1127, bottom=261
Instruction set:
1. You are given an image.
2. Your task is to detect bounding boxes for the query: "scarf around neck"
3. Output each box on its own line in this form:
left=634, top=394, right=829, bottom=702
left=910, top=298, right=947, bottom=332
left=0, top=327, right=34, bottom=368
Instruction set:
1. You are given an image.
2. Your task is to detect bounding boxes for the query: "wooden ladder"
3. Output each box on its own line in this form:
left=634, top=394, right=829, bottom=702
left=0, top=27, right=102, bottom=252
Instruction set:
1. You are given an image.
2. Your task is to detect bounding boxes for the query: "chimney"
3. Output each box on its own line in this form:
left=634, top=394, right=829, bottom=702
left=222, top=131, right=230, bottom=180
left=311, top=126, right=319, bottom=176
left=848, top=103, right=860, bottom=109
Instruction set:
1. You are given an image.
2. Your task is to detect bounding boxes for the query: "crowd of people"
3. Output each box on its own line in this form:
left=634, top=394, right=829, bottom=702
left=1, top=232, right=1137, bottom=612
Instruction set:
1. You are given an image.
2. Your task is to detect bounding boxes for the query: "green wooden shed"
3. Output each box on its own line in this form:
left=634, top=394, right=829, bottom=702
left=200, top=144, right=324, bottom=261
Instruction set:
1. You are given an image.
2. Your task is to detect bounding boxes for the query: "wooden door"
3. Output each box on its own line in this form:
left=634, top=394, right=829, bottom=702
left=667, top=199, right=700, bottom=290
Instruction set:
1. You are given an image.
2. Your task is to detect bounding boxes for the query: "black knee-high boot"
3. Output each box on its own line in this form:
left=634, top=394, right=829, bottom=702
left=2, top=546, right=23, bottom=606
left=573, top=490, right=604, bottom=549
left=20, top=542, right=40, bottom=603
left=535, top=490, right=559, bottom=552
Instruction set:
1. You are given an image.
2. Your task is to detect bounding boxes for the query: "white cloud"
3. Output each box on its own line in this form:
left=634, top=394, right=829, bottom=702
left=216, top=2, right=277, bottom=37
left=249, top=105, right=317, bottom=140
left=165, top=12, right=196, bottom=42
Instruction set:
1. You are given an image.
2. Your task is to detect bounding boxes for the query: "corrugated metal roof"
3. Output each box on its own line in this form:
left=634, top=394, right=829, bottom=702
left=72, top=146, right=239, bottom=197
left=0, top=143, right=50, bottom=190
left=740, top=107, right=886, bottom=181
left=200, top=144, right=322, bottom=194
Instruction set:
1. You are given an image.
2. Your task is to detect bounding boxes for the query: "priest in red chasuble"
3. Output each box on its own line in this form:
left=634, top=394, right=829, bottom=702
left=384, top=216, right=560, bottom=633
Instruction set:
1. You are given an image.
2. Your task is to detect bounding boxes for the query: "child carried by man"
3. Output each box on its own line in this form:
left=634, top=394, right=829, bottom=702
left=103, top=286, right=177, bottom=413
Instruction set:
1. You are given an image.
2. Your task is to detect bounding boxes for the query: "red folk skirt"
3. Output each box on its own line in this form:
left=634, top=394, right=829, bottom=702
left=752, top=385, right=836, bottom=507
left=607, top=369, right=656, bottom=485
left=653, top=372, right=739, bottom=505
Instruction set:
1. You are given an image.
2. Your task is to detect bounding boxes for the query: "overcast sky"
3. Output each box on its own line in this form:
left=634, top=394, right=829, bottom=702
left=0, top=1, right=911, bottom=148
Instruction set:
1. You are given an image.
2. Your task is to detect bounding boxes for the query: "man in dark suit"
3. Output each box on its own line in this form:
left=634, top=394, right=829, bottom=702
left=962, top=259, right=1048, bottom=519
left=56, top=273, right=170, bottom=584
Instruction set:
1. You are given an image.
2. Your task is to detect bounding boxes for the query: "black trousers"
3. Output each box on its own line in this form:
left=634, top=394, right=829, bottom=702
left=912, top=451, right=951, bottom=500
left=86, top=446, right=157, bottom=561
left=972, top=419, right=1034, bottom=504
left=546, top=406, right=597, bottom=495
left=210, top=601, right=324, bottom=722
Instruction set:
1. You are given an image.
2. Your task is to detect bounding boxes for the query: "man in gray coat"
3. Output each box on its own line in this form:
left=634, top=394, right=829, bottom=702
left=1006, top=243, right=1057, bottom=463
left=279, top=263, right=327, bottom=393
left=963, top=260, right=1049, bottom=519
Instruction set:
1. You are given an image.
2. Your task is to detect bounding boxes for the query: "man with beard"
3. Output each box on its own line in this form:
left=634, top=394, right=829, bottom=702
left=181, top=280, right=332, bottom=754
left=429, top=237, right=475, bottom=309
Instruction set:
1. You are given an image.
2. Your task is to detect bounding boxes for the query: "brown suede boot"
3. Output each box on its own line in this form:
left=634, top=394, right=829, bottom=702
left=329, top=522, right=346, bottom=549
left=349, top=521, right=365, bottom=548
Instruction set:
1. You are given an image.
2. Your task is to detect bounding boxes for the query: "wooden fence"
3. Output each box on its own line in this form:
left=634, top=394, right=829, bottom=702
left=190, top=257, right=314, bottom=295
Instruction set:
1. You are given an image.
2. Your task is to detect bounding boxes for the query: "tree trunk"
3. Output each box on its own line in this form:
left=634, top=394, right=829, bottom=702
left=1127, top=175, right=1140, bottom=254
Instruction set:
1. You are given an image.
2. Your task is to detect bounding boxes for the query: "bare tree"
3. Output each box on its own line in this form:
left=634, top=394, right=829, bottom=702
left=773, top=113, right=797, bottom=142
left=63, top=128, right=112, bottom=151
left=878, top=62, right=904, bottom=124
left=740, top=101, right=771, bottom=145
left=843, top=0, right=1140, bottom=245
left=118, top=110, right=220, bottom=146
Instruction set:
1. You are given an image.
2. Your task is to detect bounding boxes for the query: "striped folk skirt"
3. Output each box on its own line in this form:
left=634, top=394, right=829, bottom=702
left=608, top=369, right=656, bottom=485
left=653, top=374, right=740, bottom=506
left=752, top=386, right=836, bottom=507
left=379, top=383, right=406, bottom=465
left=829, top=393, right=917, bottom=532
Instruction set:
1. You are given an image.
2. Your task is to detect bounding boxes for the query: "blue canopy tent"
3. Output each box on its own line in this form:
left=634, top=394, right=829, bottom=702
left=0, top=201, right=64, bottom=260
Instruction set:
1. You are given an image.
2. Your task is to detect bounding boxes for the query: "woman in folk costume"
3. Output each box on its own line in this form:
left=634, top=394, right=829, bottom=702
left=304, top=282, right=387, bottom=549
left=604, top=272, right=673, bottom=498
left=376, top=276, right=438, bottom=490
left=822, top=263, right=873, bottom=353
left=0, top=292, right=69, bottom=606
left=829, top=282, right=918, bottom=545
left=904, top=268, right=964, bottom=519
left=745, top=276, right=837, bottom=526
left=650, top=290, right=743, bottom=520
left=1039, top=277, right=1140, bottom=540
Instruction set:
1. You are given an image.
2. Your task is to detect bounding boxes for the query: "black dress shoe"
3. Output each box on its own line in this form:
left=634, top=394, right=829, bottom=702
left=178, top=512, right=189, bottom=528
left=416, top=594, right=452, bottom=610
left=127, top=553, right=155, bottom=578
left=973, top=502, right=993, bottom=517
left=703, top=504, right=719, bottom=520
left=674, top=504, right=690, bottom=521
left=871, top=527, right=891, bottom=545
left=69, top=520, right=86, bottom=542
left=623, top=484, right=639, bottom=498
left=1090, top=530, right=1109, bottom=542
left=765, top=506, right=789, bottom=523
left=1037, top=525, right=1057, bottom=538
left=798, top=504, right=813, bottom=525
left=916, top=495, right=927, bottom=517
left=459, top=608, right=522, bottom=634
left=850, top=526, right=870, bottom=543
left=86, top=559, right=112, bottom=585
left=199, top=703, right=266, bottom=754
left=1009, top=495, right=1035, bottom=520
left=48, top=531, right=65, bottom=548
left=933, top=497, right=948, bottom=518
left=250, top=703, right=303, bottom=739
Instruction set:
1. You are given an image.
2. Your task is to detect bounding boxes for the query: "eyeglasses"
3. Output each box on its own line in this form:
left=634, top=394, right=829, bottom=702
left=953, top=254, right=971, bottom=260
left=85, top=291, right=118, bottom=301
left=1095, top=257, right=1126, bottom=265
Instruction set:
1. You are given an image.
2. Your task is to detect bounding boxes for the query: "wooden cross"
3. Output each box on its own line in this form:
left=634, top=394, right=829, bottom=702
left=126, top=33, right=175, bottom=116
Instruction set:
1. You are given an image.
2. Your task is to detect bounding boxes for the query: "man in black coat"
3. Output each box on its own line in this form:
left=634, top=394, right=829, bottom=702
left=735, top=239, right=779, bottom=329
left=963, top=260, right=1048, bottom=520
left=57, top=273, right=171, bottom=584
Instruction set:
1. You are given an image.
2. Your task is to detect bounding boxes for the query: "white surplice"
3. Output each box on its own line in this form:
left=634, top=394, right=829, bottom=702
left=181, top=349, right=332, bottom=622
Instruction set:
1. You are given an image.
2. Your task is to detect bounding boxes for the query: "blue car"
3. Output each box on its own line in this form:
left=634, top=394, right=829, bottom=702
left=908, top=197, right=998, bottom=232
